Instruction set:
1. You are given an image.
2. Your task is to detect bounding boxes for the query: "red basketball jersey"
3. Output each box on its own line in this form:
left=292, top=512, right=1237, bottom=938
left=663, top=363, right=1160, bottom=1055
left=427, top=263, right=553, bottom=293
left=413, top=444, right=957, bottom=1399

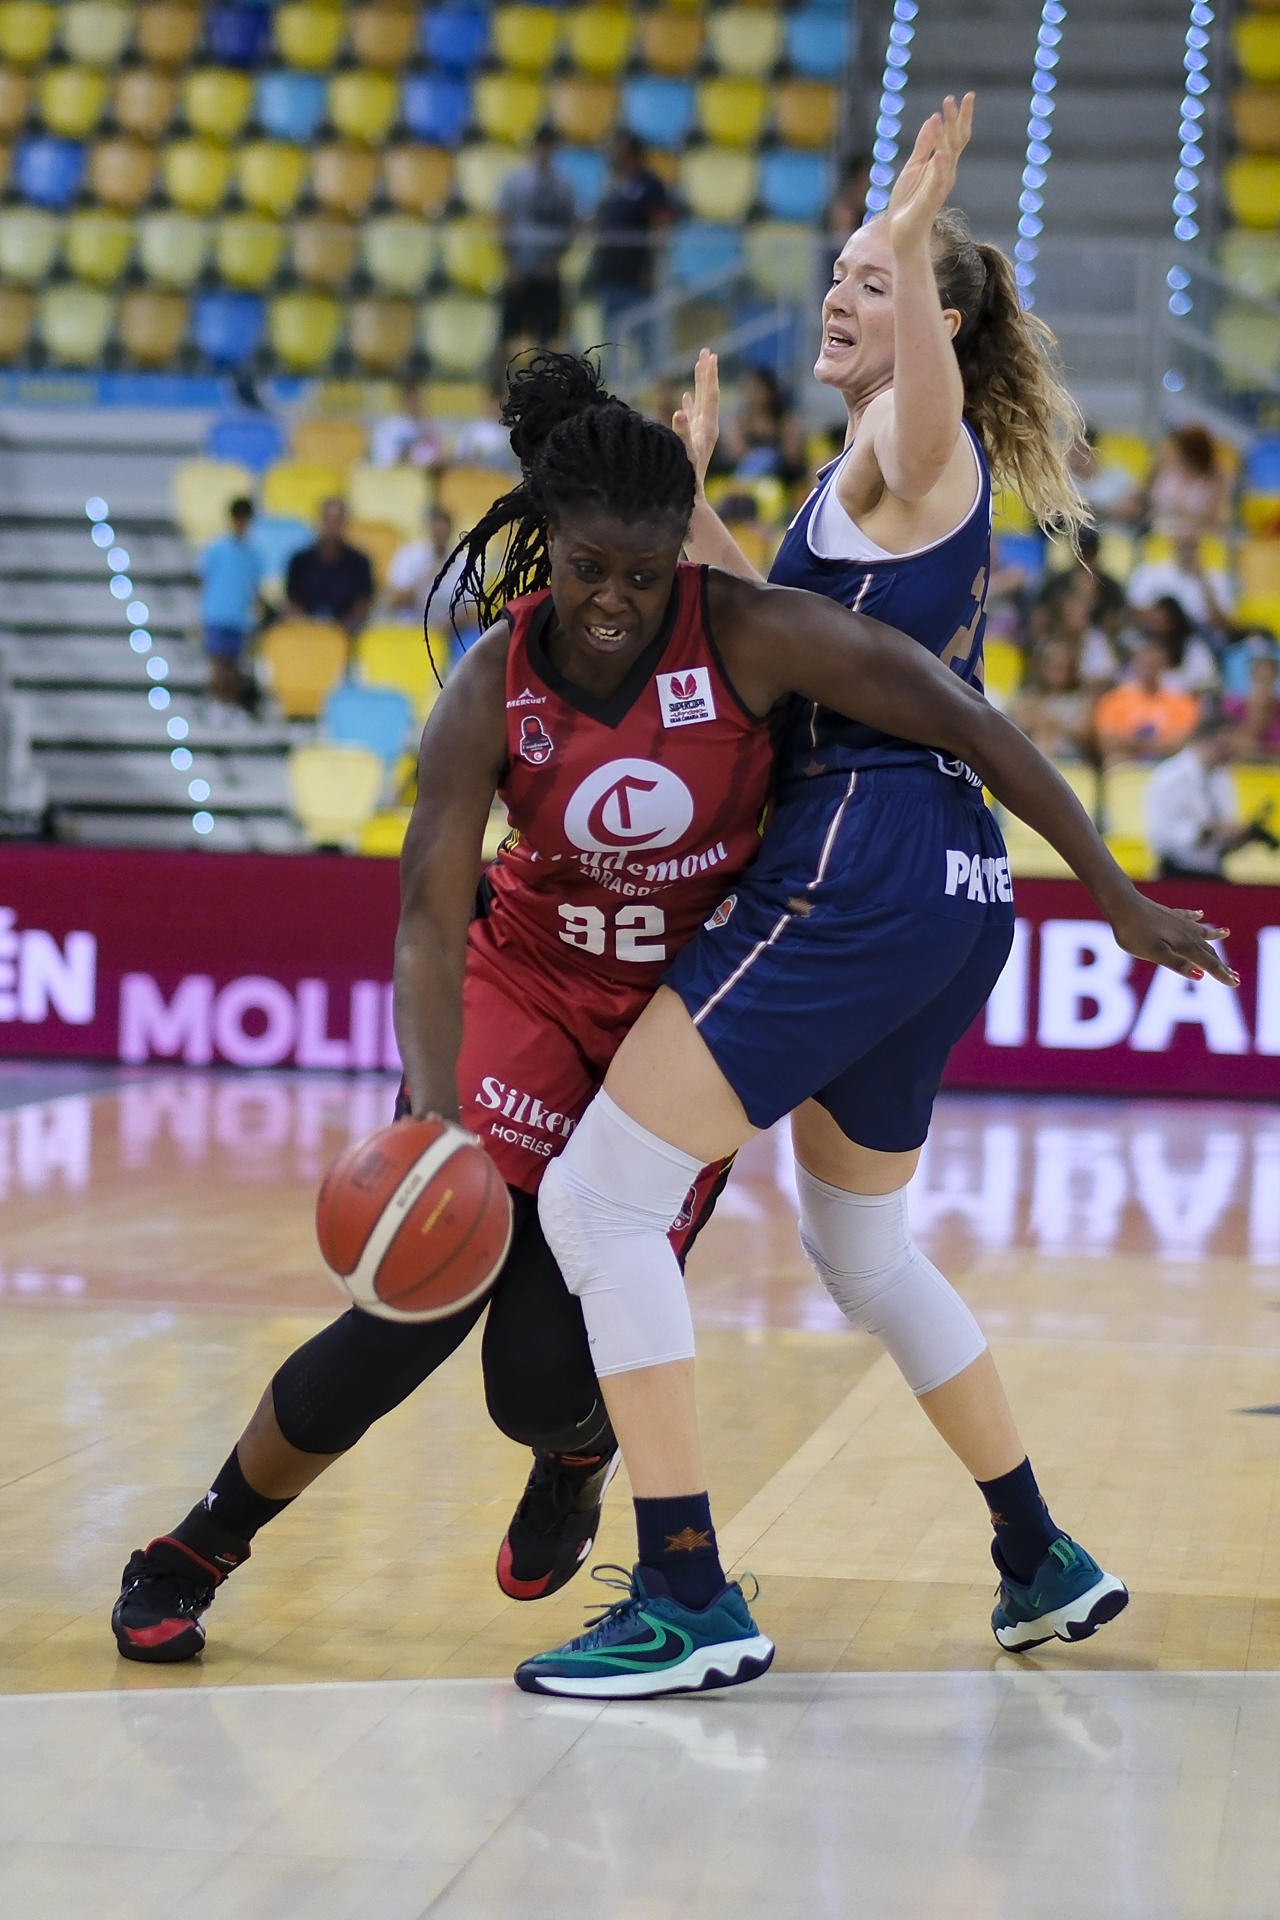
left=483, top=564, right=775, bottom=993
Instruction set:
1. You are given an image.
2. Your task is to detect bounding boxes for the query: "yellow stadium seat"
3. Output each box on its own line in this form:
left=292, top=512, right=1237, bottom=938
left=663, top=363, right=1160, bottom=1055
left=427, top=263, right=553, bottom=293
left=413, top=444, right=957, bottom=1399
left=0, top=70, right=30, bottom=137
left=37, top=283, right=114, bottom=366
left=548, top=77, right=618, bottom=144
left=1230, top=86, right=1280, bottom=152
left=639, top=10, right=703, bottom=75
left=348, top=463, right=429, bottom=539
left=774, top=78, right=838, bottom=149
left=982, top=636, right=1024, bottom=707
left=0, top=207, right=61, bottom=286
left=267, top=630, right=351, bottom=723
left=1240, top=536, right=1280, bottom=605
left=361, top=213, right=437, bottom=294
left=678, top=149, right=758, bottom=223
left=999, top=762, right=1096, bottom=880
left=312, top=143, right=380, bottom=216
left=345, top=516, right=402, bottom=587
left=1225, top=154, right=1280, bottom=226
left=65, top=210, right=133, bottom=285
left=357, top=623, right=440, bottom=712
left=1229, top=764, right=1280, bottom=884
left=436, top=465, right=509, bottom=528
left=744, top=221, right=814, bottom=299
left=215, top=213, right=285, bottom=291
left=88, top=137, right=156, bottom=211
left=1219, top=229, right=1280, bottom=300
left=0, top=287, right=34, bottom=363
left=237, top=141, right=309, bottom=218
left=358, top=809, right=411, bottom=858
left=345, top=295, right=416, bottom=374
left=162, top=138, right=234, bottom=214
left=172, top=458, right=254, bottom=544
left=1093, top=430, right=1152, bottom=483
left=291, top=215, right=358, bottom=290
left=455, top=143, right=523, bottom=216
left=292, top=420, right=368, bottom=470
left=1213, top=302, right=1280, bottom=390
left=183, top=68, right=254, bottom=143
left=119, top=288, right=187, bottom=368
left=136, top=1, right=200, bottom=69
left=473, top=73, right=547, bottom=147
left=36, top=66, right=108, bottom=139
left=329, top=70, right=400, bottom=147
left=421, top=295, right=500, bottom=378
left=383, top=144, right=453, bottom=217
left=291, top=743, right=386, bottom=847
left=137, top=210, right=209, bottom=288
left=262, top=460, right=345, bottom=523
left=0, top=141, right=13, bottom=195
left=566, top=5, right=632, bottom=76
left=438, top=216, right=504, bottom=295
left=60, top=1, right=132, bottom=65
left=697, top=77, right=768, bottom=147
left=114, top=67, right=177, bottom=141
left=0, top=2, right=57, bottom=67
left=1235, top=14, right=1280, bottom=84
left=492, top=5, right=560, bottom=73
left=350, top=4, right=416, bottom=68
left=1099, top=761, right=1156, bottom=879
left=275, top=2, right=346, bottom=71
left=706, top=6, right=782, bottom=76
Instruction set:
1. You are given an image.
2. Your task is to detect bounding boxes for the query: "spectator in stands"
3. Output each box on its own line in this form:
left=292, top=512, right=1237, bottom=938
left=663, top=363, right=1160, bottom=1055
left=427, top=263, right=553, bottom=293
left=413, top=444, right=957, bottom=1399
left=285, top=499, right=374, bottom=639
left=1224, top=647, right=1280, bottom=761
left=1068, top=427, right=1142, bottom=527
left=588, top=131, right=673, bottom=365
left=1144, top=424, right=1231, bottom=538
left=497, top=125, right=576, bottom=351
left=369, top=381, right=445, bottom=470
left=1143, top=712, right=1277, bottom=878
left=1221, top=625, right=1280, bottom=696
left=384, top=505, right=467, bottom=631
left=451, top=382, right=519, bottom=472
left=200, top=496, right=262, bottom=718
left=720, top=368, right=806, bottom=485
left=1132, top=594, right=1221, bottom=696
left=1093, top=633, right=1200, bottom=766
left=1012, top=636, right=1097, bottom=762
left=825, top=153, right=872, bottom=272
left=1030, top=570, right=1118, bottom=687
left=1127, top=530, right=1234, bottom=639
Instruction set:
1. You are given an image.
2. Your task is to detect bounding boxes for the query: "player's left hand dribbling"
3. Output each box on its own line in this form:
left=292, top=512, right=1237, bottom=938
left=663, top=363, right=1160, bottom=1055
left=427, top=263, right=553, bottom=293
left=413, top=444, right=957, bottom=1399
left=1110, top=900, right=1239, bottom=986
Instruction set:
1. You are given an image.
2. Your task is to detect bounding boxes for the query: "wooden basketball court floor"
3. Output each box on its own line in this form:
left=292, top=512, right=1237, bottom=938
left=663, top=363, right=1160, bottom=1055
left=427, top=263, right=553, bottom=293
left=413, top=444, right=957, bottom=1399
left=1, top=1064, right=1278, bottom=1918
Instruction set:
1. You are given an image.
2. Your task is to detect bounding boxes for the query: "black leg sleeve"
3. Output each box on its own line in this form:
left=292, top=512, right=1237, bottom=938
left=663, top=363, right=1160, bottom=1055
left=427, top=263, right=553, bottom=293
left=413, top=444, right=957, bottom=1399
left=481, top=1192, right=612, bottom=1454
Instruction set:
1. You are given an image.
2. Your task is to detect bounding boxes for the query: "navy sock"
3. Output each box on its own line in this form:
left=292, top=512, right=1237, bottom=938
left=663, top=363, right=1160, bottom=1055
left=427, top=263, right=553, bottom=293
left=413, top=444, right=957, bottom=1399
left=977, top=1457, right=1062, bottom=1585
left=634, top=1493, right=726, bottom=1610
left=172, top=1450, right=294, bottom=1571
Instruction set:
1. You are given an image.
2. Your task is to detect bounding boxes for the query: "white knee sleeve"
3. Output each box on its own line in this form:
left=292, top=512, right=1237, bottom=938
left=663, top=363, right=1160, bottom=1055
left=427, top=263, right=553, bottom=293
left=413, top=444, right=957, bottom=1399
left=797, top=1166, right=987, bottom=1395
left=539, top=1090, right=703, bottom=1377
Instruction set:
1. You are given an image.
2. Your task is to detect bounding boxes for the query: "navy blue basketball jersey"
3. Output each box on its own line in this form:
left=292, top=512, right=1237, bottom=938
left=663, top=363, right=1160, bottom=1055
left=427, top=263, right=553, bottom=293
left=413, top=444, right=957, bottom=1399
left=769, top=420, right=993, bottom=784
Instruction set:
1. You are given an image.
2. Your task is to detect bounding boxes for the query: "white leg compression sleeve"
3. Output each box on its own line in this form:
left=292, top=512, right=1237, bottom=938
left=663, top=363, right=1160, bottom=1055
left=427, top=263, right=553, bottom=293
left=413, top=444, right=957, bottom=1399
left=796, top=1166, right=988, bottom=1396
left=538, top=1090, right=703, bottom=1377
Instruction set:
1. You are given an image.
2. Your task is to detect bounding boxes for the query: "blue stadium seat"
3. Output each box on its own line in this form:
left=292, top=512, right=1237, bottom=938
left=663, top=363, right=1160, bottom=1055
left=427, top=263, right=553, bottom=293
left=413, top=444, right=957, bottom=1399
left=206, top=6, right=272, bottom=68
left=668, top=221, right=744, bottom=288
left=1245, top=437, right=1280, bottom=493
left=786, top=11, right=850, bottom=80
left=323, top=682, right=414, bottom=767
left=423, top=7, right=489, bottom=72
left=759, top=150, right=831, bottom=222
left=15, top=136, right=85, bottom=209
left=255, top=70, right=326, bottom=144
left=208, top=413, right=287, bottom=472
left=249, top=512, right=312, bottom=582
left=194, top=290, right=266, bottom=367
left=556, top=145, right=607, bottom=215
left=620, top=77, right=695, bottom=150
left=402, top=74, right=472, bottom=147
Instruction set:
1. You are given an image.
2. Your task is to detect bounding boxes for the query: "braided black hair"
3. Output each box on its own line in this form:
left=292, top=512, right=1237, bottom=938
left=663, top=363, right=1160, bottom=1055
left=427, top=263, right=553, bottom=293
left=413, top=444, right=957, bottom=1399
left=425, top=351, right=695, bottom=679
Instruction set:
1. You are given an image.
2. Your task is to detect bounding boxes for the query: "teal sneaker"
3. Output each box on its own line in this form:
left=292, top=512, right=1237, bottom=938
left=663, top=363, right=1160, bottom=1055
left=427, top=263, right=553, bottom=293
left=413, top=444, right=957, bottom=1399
left=514, top=1564, right=775, bottom=1699
left=992, top=1536, right=1129, bottom=1652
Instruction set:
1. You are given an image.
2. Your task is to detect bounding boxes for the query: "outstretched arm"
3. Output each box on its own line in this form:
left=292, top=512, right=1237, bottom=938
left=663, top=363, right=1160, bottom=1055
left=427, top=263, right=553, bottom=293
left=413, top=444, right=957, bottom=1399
left=714, top=573, right=1238, bottom=985
left=393, top=627, right=509, bottom=1118
left=674, top=350, right=766, bottom=581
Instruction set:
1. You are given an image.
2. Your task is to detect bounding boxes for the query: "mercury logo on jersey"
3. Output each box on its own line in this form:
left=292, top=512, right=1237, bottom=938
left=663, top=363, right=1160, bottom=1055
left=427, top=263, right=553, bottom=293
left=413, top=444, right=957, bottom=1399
left=507, top=687, right=547, bottom=708
left=657, top=668, right=716, bottom=728
left=563, top=758, right=695, bottom=854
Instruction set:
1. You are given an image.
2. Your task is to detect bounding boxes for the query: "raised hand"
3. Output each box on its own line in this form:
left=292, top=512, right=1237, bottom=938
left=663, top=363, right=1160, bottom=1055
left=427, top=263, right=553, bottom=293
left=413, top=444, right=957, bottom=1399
left=672, top=346, right=720, bottom=491
left=1109, top=898, right=1239, bottom=986
left=885, top=93, right=975, bottom=255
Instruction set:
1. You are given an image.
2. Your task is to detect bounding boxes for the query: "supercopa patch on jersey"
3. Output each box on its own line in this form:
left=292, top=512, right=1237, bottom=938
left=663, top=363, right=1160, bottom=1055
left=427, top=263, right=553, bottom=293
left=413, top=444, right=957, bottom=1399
left=657, top=667, right=716, bottom=728
left=518, top=715, right=554, bottom=764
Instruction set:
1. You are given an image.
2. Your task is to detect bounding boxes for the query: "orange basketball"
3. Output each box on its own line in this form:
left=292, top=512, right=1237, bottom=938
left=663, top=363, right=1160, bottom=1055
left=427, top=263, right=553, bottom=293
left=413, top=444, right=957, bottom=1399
left=316, top=1118, right=513, bottom=1322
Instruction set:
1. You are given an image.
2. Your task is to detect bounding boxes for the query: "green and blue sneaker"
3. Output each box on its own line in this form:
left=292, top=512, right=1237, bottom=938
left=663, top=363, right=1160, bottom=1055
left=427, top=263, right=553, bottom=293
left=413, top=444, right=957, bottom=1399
left=514, top=1563, right=775, bottom=1699
left=992, top=1535, right=1129, bottom=1652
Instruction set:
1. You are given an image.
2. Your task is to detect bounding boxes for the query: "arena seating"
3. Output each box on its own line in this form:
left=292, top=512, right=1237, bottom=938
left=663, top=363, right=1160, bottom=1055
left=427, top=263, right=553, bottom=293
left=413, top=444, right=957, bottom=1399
left=0, top=0, right=846, bottom=375
left=1218, top=0, right=1280, bottom=389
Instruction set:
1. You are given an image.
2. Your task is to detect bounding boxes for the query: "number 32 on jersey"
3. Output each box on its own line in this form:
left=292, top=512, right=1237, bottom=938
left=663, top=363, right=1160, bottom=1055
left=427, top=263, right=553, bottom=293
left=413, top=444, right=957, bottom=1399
left=558, top=903, right=666, bottom=963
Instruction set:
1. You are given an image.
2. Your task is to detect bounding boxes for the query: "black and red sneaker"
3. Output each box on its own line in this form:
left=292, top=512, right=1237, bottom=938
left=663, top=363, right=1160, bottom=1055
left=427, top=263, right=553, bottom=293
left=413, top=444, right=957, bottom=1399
left=111, top=1533, right=248, bottom=1663
left=496, top=1449, right=621, bottom=1601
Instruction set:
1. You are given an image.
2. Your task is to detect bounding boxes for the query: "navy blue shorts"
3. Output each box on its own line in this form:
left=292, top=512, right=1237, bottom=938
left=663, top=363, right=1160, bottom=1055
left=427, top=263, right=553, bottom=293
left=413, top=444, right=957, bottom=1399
left=665, top=765, right=1016, bottom=1153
